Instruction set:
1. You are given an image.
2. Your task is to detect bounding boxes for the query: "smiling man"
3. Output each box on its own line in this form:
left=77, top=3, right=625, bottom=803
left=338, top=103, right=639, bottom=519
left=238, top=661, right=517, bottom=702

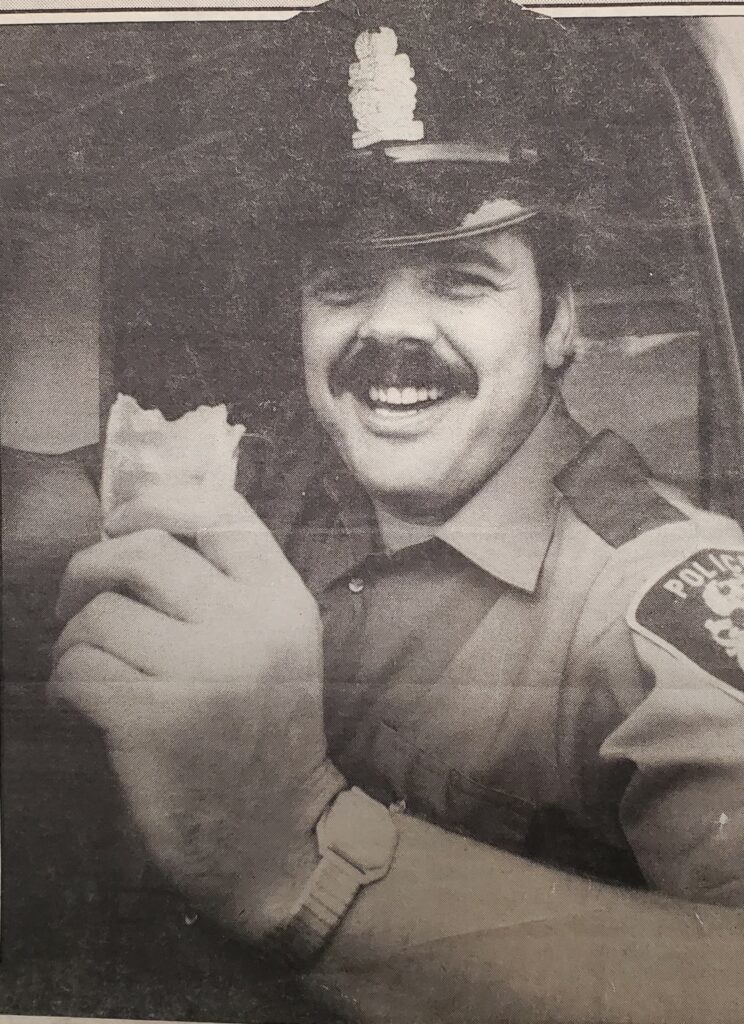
left=49, top=3, right=744, bottom=1021
left=302, top=232, right=570, bottom=525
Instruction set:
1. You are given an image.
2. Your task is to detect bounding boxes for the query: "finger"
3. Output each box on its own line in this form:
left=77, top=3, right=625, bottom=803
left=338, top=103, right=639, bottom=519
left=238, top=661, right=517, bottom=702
left=197, top=524, right=317, bottom=625
left=50, top=643, right=146, bottom=728
left=196, top=509, right=296, bottom=585
left=57, top=529, right=230, bottom=624
left=105, top=483, right=254, bottom=539
left=53, top=591, right=189, bottom=676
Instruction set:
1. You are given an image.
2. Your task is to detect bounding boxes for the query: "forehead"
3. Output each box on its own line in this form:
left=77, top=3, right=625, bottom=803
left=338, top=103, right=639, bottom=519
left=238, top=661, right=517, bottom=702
left=303, top=230, right=538, bottom=278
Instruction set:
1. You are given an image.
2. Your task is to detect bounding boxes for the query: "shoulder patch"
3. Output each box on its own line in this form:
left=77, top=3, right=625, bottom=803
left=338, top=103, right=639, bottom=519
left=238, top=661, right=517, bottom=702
left=629, top=548, right=744, bottom=694
left=554, top=430, right=688, bottom=547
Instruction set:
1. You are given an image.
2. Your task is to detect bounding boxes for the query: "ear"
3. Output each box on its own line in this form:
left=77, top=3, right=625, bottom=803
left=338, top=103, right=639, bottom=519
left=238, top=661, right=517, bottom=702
left=543, top=285, right=576, bottom=370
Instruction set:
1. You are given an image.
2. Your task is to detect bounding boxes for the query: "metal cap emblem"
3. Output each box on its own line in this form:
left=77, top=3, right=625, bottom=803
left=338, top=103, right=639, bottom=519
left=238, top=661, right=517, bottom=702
left=348, top=27, right=424, bottom=150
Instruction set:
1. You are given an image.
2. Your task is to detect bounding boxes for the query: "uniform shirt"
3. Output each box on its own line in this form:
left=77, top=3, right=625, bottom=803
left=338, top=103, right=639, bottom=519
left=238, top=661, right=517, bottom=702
left=249, top=396, right=744, bottom=905
left=286, top=399, right=583, bottom=807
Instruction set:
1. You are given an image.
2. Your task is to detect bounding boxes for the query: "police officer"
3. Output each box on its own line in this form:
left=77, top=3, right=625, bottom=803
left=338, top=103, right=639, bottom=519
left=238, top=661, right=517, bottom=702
left=51, top=3, right=744, bottom=1021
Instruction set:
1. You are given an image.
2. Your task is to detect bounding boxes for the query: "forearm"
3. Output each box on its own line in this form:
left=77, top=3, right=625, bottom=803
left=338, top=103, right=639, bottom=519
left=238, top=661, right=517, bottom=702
left=305, top=813, right=744, bottom=1024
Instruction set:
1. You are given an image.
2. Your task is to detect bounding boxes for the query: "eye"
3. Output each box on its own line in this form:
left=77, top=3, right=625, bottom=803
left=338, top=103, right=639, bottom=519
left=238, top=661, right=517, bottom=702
left=304, top=269, right=373, bottom=307
left=428, top=265, right=497, bottom=299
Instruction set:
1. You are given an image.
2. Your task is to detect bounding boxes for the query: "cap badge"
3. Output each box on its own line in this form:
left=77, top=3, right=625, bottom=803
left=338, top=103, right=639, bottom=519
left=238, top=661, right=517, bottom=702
left=348, top=27, right=424, bottom=150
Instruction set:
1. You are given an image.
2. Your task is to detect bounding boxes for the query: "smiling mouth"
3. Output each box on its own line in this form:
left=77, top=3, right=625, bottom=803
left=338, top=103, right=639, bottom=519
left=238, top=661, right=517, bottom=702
left=359, top=384, right=451, bottom=414
left=330, top=339, right=479, bottom=416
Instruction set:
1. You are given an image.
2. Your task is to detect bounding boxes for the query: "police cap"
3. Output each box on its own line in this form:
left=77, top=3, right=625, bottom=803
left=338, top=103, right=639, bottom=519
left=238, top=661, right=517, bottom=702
left=272, top=0, right=587, bottom=250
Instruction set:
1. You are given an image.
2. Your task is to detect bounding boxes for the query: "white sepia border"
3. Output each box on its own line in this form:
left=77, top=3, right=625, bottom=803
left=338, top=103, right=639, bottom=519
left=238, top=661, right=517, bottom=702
left=0, top=0, right=742, bottom=24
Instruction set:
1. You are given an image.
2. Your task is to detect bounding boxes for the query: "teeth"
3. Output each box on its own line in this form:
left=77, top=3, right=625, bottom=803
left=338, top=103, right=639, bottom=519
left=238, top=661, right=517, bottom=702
left=367, top=385, right=447, bottom=406
left=371, top=387, right=403, bottom=404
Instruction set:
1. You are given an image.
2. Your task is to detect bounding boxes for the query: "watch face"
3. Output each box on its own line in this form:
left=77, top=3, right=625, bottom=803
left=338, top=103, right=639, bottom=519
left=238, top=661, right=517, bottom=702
left=320, top=788, right=398, bottom=874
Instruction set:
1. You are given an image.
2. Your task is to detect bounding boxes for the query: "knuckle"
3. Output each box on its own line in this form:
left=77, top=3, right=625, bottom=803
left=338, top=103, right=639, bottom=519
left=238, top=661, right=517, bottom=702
left=50, top=643, right=96, bottom=689
left=54, top=590, right=125, bottom=665
left=121, top=528, right=176, bottom=583
left=56, top=544, right=102, bottom=621
left=130, top=527, right=172, bottom=556
left=54, top=643, right=87, bottom=675
left=63, top=543, right=97, bottom=586
left=84, top=589, right=123, bottom=623
left=62, top=592, right=113, bottom=641
left=52, top=621, right=74, bottom=664
left=48, top=645, right=112, bottom=725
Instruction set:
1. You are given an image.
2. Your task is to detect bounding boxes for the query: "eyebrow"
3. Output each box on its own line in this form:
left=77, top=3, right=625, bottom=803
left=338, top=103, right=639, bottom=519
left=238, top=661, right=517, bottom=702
left=431, top=243, right=512, bottom=276
left=302, top=242, right=514, bottom=280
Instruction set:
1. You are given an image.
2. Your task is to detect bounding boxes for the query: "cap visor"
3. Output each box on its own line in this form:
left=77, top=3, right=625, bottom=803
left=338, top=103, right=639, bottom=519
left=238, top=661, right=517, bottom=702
left=367, top=206, right=541, bottom=248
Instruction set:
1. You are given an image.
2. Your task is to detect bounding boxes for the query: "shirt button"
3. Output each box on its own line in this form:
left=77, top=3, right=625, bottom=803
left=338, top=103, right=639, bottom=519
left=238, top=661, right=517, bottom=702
left=348, top=576, right=365, bottom=594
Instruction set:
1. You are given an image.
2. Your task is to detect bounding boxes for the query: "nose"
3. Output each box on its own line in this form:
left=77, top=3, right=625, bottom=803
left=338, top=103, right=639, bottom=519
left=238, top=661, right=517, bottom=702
left=357, top=274, right=439, bottom=347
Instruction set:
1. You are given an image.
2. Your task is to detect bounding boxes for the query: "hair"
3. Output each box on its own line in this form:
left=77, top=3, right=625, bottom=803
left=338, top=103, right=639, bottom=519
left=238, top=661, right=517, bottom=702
left=513, top=214, right=583, bottom=383
left=519, top=215, right=582, bottom=338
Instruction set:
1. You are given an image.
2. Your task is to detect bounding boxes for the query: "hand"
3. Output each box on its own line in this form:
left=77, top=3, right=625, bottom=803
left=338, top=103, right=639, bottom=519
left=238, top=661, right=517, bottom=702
left=50, top=484, right=345, bottom=937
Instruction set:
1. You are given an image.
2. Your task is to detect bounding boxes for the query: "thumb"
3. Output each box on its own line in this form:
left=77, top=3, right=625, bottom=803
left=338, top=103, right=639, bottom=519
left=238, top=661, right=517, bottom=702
left=196, top=520, right=320, bottom=642
left=196, top=513, right=294, bottom=585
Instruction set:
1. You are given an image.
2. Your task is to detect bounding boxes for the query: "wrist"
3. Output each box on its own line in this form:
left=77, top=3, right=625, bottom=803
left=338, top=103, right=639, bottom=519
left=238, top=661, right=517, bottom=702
left=270, top=787, right=400, bottom=964
left=227, top=759, right=348, bottom=940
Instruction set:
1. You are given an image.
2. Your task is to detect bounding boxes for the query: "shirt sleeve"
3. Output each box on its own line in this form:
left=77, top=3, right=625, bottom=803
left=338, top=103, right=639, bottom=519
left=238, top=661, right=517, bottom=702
left=585, top=519, right=744, bottom=906
left=604, top=631, right=744, bottom=905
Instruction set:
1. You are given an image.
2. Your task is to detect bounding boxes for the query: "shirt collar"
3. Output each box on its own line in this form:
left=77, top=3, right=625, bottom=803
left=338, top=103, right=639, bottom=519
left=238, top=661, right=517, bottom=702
left=435, top=396, right=586, bottom=593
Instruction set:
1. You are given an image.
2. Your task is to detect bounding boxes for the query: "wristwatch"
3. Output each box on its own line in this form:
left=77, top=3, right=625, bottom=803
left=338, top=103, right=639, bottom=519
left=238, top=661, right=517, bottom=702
left=280, top=786, right=399, bottom=963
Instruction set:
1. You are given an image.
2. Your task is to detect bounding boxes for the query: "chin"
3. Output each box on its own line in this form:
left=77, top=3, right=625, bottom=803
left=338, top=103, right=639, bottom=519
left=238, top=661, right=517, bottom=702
left=353, top=461, right=454, bottom=512
left=355, top=464, right=429, bottom=496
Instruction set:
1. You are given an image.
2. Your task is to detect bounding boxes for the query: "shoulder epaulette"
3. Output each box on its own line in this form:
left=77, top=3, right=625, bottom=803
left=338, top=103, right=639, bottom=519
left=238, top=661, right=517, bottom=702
left=554, top=429, right=688, bottom=548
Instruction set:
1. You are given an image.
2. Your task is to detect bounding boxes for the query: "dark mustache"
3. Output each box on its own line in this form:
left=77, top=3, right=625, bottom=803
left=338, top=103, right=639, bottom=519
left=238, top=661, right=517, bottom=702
left=330, top=339, right=479, bottom=397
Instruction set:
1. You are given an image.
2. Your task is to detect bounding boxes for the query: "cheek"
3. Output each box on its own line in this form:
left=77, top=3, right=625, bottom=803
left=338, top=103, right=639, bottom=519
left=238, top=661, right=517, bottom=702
left=301, top=304, right=353, bottom=374
left=450, top=298, right=544, bottom=379
left=301, top=322, right=329, bottom=409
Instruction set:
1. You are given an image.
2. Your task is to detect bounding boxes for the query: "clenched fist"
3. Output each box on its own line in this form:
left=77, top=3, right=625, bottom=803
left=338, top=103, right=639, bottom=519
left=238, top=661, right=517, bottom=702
left=50, top=484, right=345, bottom=938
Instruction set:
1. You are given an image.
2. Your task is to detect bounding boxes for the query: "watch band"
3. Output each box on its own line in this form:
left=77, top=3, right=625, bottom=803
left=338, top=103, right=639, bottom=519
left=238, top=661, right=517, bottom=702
left=280, top=849, right=365, bottom=962
left=277, top=787, right=399, bottom=965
